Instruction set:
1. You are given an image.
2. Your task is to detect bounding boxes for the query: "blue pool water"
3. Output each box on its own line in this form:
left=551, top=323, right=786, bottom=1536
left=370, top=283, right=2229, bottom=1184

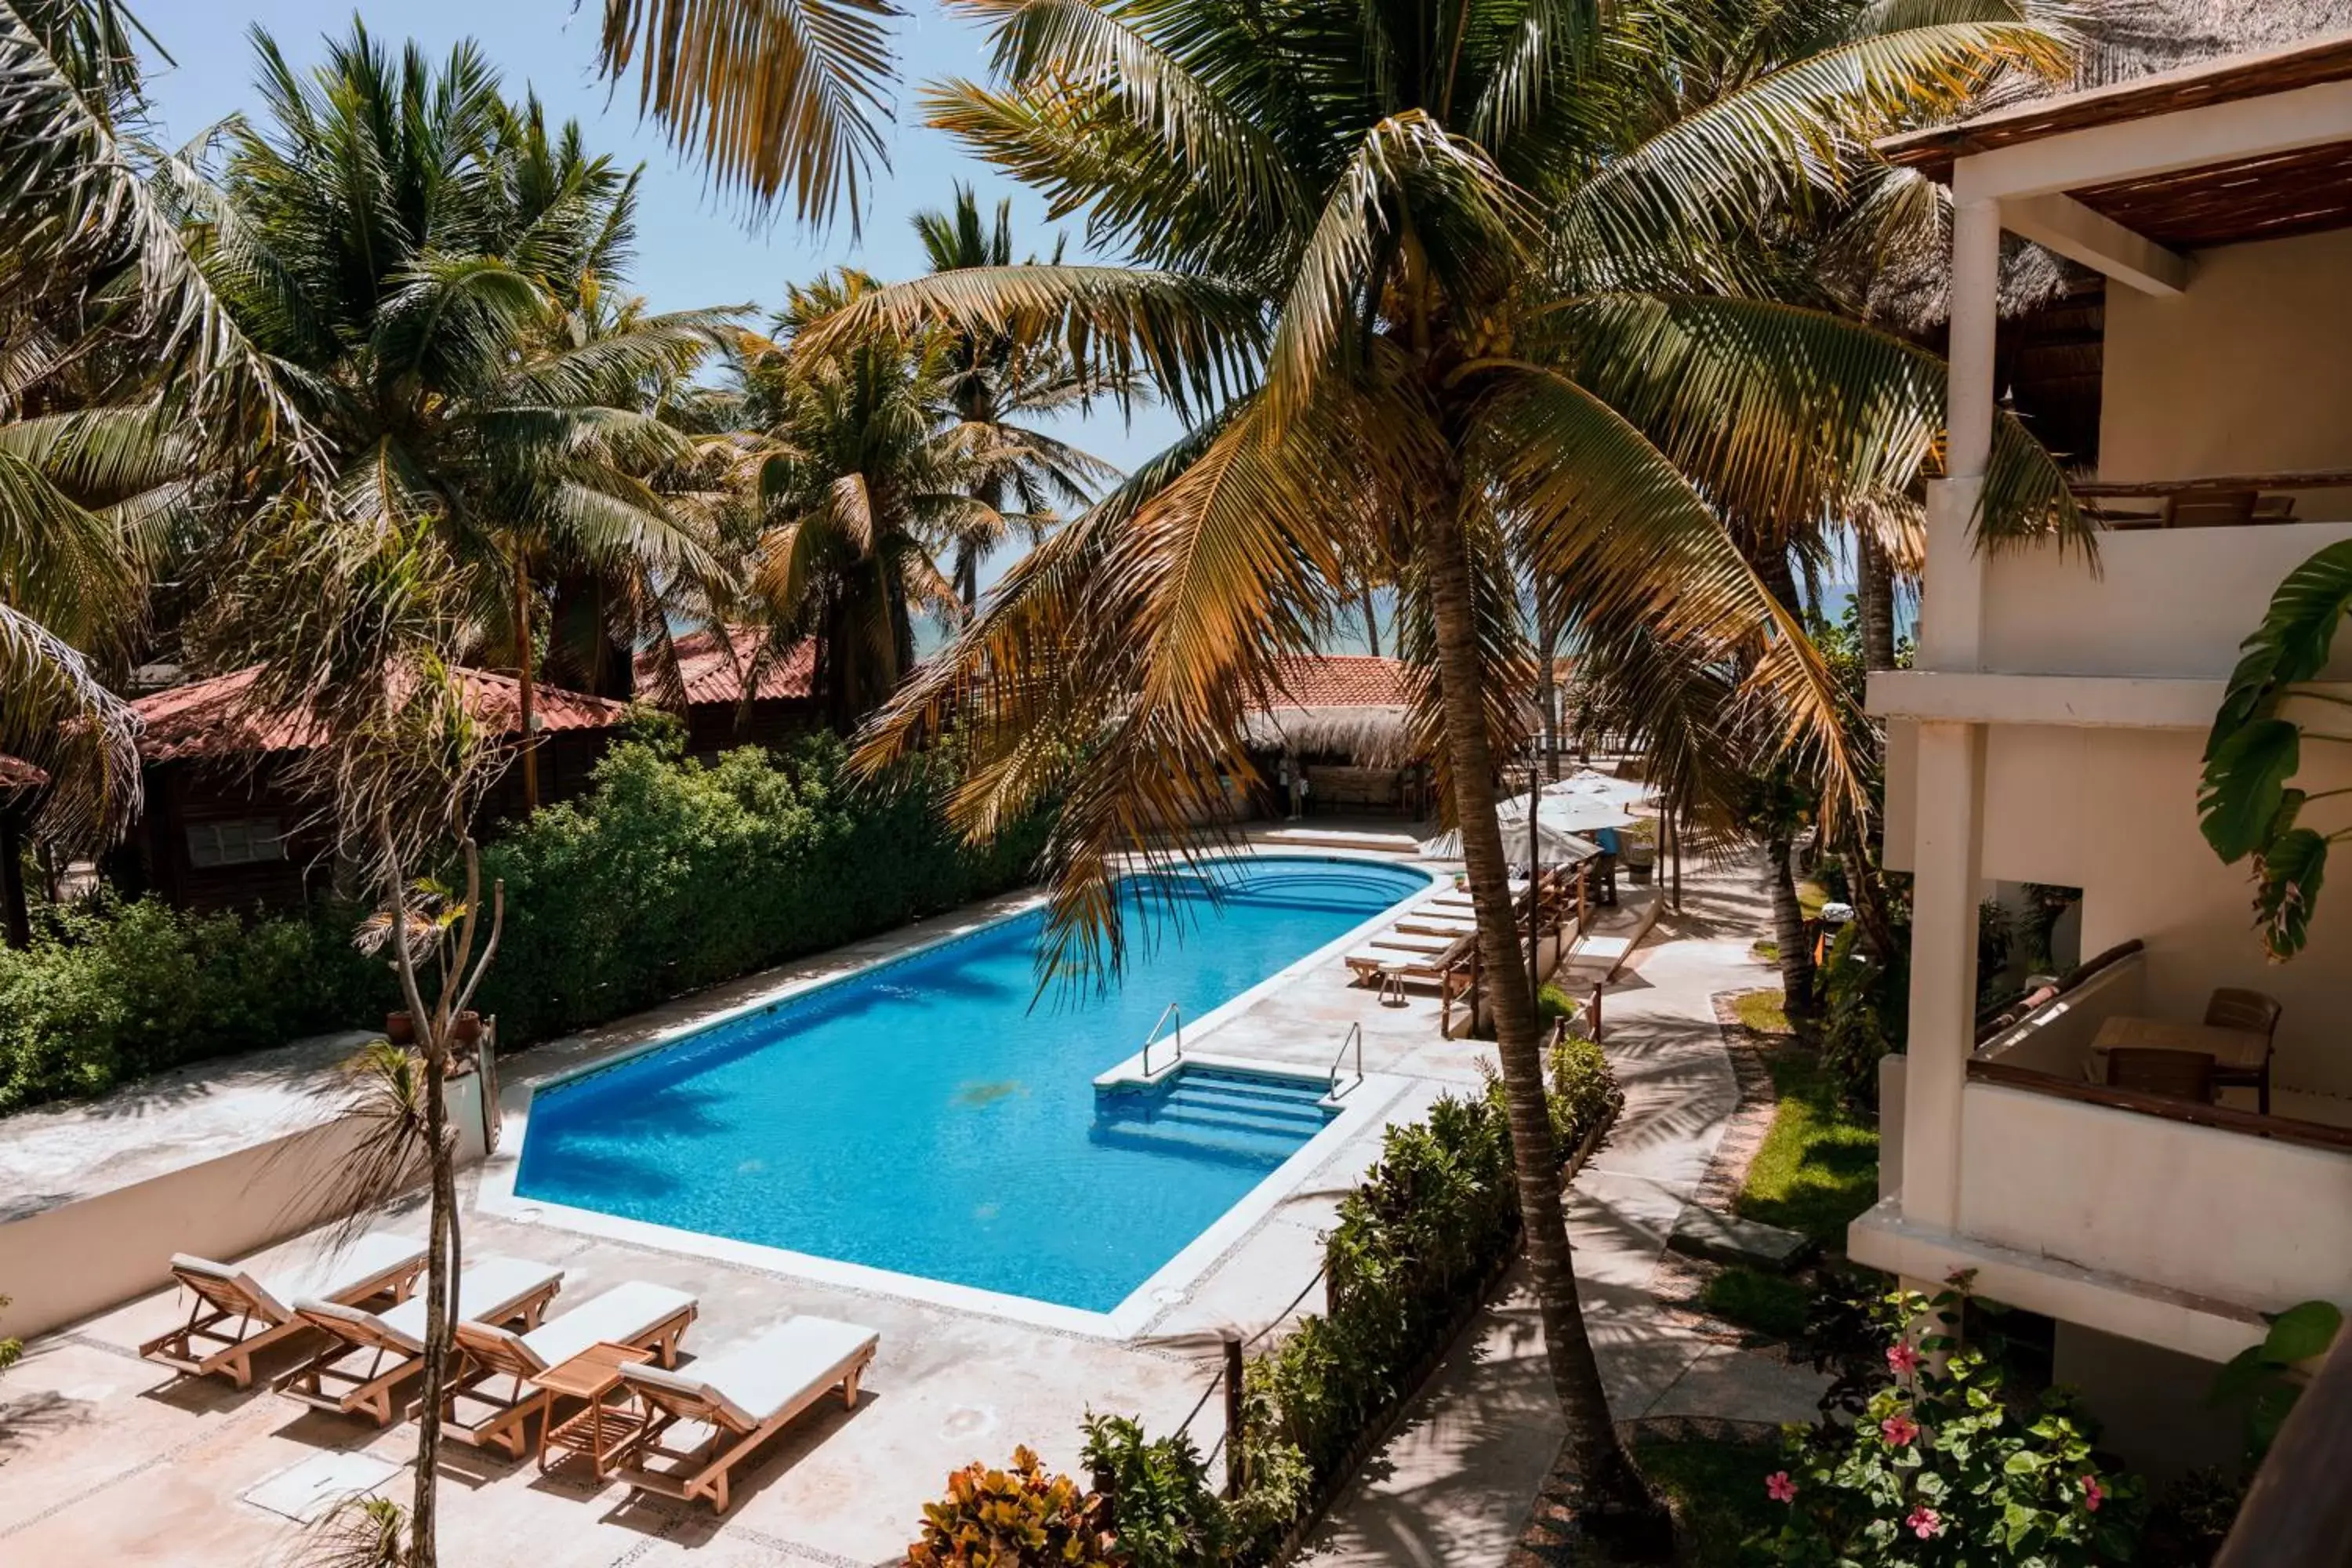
left=515, top=856, right=1430, bottom=1312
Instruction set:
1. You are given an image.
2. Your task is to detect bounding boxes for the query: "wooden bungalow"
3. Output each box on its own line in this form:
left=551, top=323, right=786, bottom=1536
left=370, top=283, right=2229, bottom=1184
left=639, top=626, right=821, bottom=759
left=122, top=666, right=630, bottom=913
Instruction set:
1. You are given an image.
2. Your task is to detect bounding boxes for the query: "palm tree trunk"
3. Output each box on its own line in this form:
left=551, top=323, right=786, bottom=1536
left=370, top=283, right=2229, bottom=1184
left=1857, top=529, right=1896, bottom=673
left=1359, top=586, right=1381, bottom=657
left=514, top=548, right=539, bottom=812
left=1422, top=492, right=1660, bottom=1537
left=1534, top=595, right=1563, bottom=782
left=1769, top=828, right=1817, bottom=1018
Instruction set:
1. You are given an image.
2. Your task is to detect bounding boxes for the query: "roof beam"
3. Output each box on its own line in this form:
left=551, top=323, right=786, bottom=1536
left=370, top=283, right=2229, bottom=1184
left=2001, top=194, right=2190, bottom=295
left=1954, top=78, right=2352, bottom=204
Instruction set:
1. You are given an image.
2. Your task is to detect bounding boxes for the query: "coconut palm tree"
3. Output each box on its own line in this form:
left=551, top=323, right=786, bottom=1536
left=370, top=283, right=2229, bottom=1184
left=726, top=271, right=990, bottom=728
left=188, top=22, right=733, bottom=809
left=593, top=0, right=899, bottom=227
left=912, top=184, right=1120, bottom=611
left=826, top=0, right=2086, bottom=1530
left=0, top=1, right=310, bottom=839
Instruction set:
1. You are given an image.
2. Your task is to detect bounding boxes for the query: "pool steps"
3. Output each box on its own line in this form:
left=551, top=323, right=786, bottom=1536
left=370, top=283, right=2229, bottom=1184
left=1092, top=1065, right=1336, bottom=1164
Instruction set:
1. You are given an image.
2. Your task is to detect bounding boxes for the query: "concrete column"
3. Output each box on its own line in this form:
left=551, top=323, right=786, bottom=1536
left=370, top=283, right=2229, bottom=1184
left=1898, top=198, right=2001, bottom=1232
left=1902, top=719, right=1984, bottom=1230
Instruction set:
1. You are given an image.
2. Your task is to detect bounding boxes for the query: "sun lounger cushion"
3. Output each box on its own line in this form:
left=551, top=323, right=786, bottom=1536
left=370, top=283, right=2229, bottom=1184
left=299, top=1255, right=567, bottom=1355
left=468, top=1281, right=699, bottom=1374
left=170, top=1232, right=426, bottom=1324
left=623, top=1316, right=879, bottom=1429
left=1370, top=932, right=1454, bottom=955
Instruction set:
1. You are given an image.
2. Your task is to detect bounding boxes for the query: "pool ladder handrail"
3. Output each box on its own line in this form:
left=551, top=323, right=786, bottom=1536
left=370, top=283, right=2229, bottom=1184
left=1329, top=1021, right=1364, bottom=1098
left=1142, top=1001, right=1185, bottom=1077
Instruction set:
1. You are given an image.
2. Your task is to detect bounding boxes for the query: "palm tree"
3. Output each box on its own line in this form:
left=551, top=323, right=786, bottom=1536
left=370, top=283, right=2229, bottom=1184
left=912, top=184, right=1117, bottom=611
left=189, top=23, right=732, bottom=809
left=826, top=0, right=2085, bottom=1530
left=0, top=1, right=310, bottom=840
left=593, top=0, right=899, bottom=227
left=728, top=271, right=986, bottom=728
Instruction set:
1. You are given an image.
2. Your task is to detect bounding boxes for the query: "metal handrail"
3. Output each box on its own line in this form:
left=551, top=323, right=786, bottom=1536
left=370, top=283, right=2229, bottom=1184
left=1329, top=1021, right=1364, bottom=1098
left=1142, top=1001, right=1184, bottom=1077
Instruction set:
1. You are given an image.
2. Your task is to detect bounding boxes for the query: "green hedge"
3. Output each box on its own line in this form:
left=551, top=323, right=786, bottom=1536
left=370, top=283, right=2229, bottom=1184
left=0, top=898, right=385, bottom=1112
left=474, top=733, right=1051, bottom=1042
left=0, top=733, right=1048, bottom=1115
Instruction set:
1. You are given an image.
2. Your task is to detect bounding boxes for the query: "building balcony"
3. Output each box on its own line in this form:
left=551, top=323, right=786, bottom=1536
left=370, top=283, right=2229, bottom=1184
left=1854, top=946, right=2352, bottom=1363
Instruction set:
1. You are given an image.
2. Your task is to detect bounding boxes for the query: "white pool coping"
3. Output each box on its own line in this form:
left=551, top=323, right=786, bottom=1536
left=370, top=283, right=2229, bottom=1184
left=477, top=848, right=1441, bottom=1339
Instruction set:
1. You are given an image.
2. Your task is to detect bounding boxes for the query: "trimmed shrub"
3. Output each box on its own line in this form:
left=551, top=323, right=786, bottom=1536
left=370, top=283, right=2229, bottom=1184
left=474, top=733, right=1051, bottom=1042
left=1081, top=1414, right=1231, bottom=1568
left=0, top=897, right=386, bottom=1112
left=0, top=733, right=1049, bottom=1115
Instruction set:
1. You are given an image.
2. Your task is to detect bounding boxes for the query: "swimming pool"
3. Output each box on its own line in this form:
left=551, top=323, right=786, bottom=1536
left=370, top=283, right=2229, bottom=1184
left=512, top=855, right=1432, bottom=1316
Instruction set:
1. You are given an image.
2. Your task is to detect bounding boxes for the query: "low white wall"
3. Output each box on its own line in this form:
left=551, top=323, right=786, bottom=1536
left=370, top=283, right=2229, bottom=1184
left=1957, top=1080, right=2352, bottom=1314
left=1981, top=521, right=2352, bottom=683
left=2, top=1073, right=484, bottom=1340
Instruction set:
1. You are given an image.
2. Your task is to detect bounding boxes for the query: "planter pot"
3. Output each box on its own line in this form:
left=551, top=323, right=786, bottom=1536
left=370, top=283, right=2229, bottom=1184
left=1628, top=861, right=1654, bottom=887
left=449, top=1011, right=484, bottom=1049
left=384, top=1011, right=416, bottom=1044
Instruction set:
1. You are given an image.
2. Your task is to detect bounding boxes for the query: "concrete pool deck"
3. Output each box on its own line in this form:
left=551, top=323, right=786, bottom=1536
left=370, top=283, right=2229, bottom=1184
left=0, top=833, right=1559, bottom=1566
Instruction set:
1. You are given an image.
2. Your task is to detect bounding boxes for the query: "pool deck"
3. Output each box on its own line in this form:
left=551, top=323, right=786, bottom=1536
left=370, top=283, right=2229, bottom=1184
left=0, top=828, right=1552, bottom=1566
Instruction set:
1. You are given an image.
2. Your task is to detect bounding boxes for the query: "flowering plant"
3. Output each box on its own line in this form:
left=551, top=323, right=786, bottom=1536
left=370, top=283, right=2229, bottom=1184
left=1749, top=1281, right=2144, bottom=1565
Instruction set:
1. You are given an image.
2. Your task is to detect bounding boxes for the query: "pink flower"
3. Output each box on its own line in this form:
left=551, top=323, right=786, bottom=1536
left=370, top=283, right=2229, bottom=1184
left=1880, top=1414, right=1920, bottom=1447
left=1766, top=1471, right=1797, bottom=1504
left=1886, top=1342, right=1921, bottom=1376
left=1906, top=1505, right=1944, bottom=1540
left=2082, top=1475, right=2104, bottom=1512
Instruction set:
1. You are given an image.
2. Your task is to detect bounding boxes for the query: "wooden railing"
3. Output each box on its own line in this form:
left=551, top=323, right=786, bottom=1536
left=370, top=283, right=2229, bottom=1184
left=2215, top=1327, right=2352, bottom=1566
left=1964, top=1059, right=2352, bottom=1154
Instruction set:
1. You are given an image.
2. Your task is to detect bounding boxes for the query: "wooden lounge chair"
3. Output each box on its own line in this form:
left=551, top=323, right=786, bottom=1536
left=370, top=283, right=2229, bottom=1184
left=2104, top=1047, right=2217, bottom=1103
left=1395, top=909, right=1478, bottom=938
left=610, top=1316, right=880, bottom=1514
left=1345, top=932, right=1475, bottom=987
left=2205, top=987, right=2284, bottom=1113
left=138, top=1232, right=426, bottom=1388
left=441, top=1281, right=700, bottom=1457
left=274, top=1255, right=565, bottom=1426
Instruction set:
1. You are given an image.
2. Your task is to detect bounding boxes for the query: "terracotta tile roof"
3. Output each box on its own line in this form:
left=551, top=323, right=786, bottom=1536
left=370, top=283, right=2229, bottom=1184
left=643, top=626, right=816, bottom=706
left=131, top=666, right=629, bottom=764
left=1265, top=654, right=1414, bottom=710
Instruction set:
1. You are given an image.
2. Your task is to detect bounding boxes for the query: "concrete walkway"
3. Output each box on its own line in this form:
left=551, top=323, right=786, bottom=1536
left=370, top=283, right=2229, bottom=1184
left=1305, top=851, right=1828, bottom=1567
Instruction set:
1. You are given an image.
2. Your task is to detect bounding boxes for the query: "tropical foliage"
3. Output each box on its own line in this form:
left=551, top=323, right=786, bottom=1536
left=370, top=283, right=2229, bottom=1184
left=0, top=895, right=384, bottom=1112
left=186, top=21, right=735, bottom=833
left=908, top=1446, right=1120, bottom=1568
left=1756, top=1281, right=2144, bottom=1566
left=2198, top=539, right=2352, bottom=958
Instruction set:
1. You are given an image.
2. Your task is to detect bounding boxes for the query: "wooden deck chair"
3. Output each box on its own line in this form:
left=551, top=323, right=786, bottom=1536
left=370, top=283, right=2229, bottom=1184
left=1345, top=932, right=1474, bottom=987
left=139, top=1232, right=426, bottom=1389
left=274, top=1255, right=564, bottom=1426
left=611, top=1316, right=880, bottom=1514
left=442, top=1281, right=699, bottom=1457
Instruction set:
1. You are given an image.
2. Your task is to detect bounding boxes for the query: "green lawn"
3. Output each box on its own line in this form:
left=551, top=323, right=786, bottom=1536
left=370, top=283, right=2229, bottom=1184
left=1736, top=1044, right=1880, bottom=1250
left=1637, top=1439, right=1784, bottom=1566
left=1700, top=1265, right=1813, bottom=1339
left=1730, top=987, right=1791, bottom=1036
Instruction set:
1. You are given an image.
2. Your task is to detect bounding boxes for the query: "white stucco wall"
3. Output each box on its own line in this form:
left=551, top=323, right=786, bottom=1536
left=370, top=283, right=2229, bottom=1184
left=1980, top=522, right=2352, bottom=681
left=1958, top=1080, right=2352, bottom=1316
left=1976, top=724, right=2352, bottom=1097
left=2101, top=226, right=2352, bottom=500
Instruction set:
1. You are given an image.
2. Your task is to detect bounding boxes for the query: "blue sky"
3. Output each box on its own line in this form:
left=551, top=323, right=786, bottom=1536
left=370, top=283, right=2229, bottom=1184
left=135, top=1, right=1186, bottom=477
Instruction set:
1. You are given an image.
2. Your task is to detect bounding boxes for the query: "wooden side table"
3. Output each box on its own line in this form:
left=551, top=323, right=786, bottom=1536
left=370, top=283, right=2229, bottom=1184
left=533, top=1341, right=656, bottom=1479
